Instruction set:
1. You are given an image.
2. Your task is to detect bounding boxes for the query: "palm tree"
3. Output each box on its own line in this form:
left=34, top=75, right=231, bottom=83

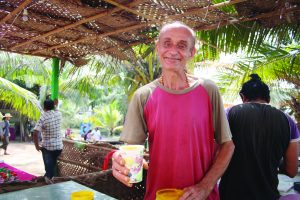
left=216, top=43, right=300, bottom=125
left=121, top=44, right=161, bottom=100
left=196, top=20, right=300, bottom=61
left=0, top=52, right=49, bottom=120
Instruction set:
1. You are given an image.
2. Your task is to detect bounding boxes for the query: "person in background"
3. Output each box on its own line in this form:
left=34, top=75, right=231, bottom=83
left=219, top=74, right=299, bottom=200
left=90, top=127, right=102, bottom=142
left=84, top=129, right=92, bottom=141
left=112, top=21, right=234, bottom=200
left=65, top=127, right=72, bottom=138
left=33, top=99, right=63, bottom=183
left=0, top=112, right=5, bottom=158
left=0, top=113, right=12, bottom=155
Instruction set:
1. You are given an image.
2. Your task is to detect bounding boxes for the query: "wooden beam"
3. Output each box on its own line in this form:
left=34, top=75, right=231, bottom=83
left=98, top=38, right=154, bottom=54
left=0, top=0, right=32, bottom=25
left=170, top=0, right=247, bottom=20
left=31, top=23, right=148, bottom=54
left=10, top=0, right=143, bottom=50
left=197, top=6, right=300, bottom=31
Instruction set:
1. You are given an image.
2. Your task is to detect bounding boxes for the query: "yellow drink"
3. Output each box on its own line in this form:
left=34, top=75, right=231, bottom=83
left=156, top=189, right=183, bottom=200
left=70, top=190, right=94, bottom=200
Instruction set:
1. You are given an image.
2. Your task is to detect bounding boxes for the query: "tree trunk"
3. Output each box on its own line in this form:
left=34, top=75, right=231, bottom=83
left=290, top=96, right=300, bottom=129
left=19, top=116, right=25, bottom=142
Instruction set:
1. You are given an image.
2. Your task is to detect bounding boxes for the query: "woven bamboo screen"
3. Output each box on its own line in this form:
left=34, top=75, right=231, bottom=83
left=0, top=0, right=299, bottom=64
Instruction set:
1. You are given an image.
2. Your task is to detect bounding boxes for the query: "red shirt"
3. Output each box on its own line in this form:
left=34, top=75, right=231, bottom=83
left=121, top=78, right=231, bottom=200
left=144, top=85, right=218, bottom=200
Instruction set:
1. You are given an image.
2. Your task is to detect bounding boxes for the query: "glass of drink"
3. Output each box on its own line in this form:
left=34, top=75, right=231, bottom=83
left=119, top=145, right=144, bottom=183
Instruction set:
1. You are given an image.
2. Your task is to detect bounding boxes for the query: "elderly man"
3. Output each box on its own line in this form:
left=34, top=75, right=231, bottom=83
left=112, top=21, right=234, bottom=200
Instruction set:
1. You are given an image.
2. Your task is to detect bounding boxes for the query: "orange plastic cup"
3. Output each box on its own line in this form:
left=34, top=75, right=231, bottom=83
left=70, top=190, right=94, bottom=200
left=156, top=189, right=183, bottom=200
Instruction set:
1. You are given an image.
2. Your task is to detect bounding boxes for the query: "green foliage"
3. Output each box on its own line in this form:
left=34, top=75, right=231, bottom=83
left=59, top=98, right=86, bottom=129
left=86, top=100, right=123, bottom=135
left=217, top=43, right=300, bottom=106
left=212, top=0, right=237, bottom=14
left=112, top=125, right=123, bottom=136
left=196, top=22, right=300, bottom=60
left=0, top=77, right=42, bottom=120
left=0, top=52, right=51, bottom=86
left=0, top=52, right=49, bottom=120
left=123, top=44, right=161, bottom=100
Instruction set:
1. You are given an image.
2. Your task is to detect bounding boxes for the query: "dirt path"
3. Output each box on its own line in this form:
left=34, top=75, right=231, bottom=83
left=0, top=141, right=44, bottom=177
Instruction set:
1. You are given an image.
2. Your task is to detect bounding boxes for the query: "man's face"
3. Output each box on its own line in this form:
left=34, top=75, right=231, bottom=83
left=156, top=27, right=195, bottom=72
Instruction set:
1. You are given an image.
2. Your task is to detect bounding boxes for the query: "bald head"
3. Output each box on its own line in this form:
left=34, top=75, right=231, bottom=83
left=158, top=21, right=196, bottom=48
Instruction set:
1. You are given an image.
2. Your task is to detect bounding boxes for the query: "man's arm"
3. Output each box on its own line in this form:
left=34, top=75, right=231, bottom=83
left=33, top=130, right=42, bottom=151
left=279, top=141, right=298, bottom=177
left=180, top=140, right=234, bottom=200
left=0, top=123, right=3, bottom=140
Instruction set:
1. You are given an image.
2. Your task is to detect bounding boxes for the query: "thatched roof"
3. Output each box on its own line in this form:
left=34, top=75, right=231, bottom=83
left=0, top=0, right=299, bottom=65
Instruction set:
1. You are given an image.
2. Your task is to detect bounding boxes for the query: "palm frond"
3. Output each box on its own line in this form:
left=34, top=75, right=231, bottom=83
left=0, top=77, right=42, bottom=120
left=216, top=43, right=300, bottom=105
left=196, top=22, right=300, bottom=60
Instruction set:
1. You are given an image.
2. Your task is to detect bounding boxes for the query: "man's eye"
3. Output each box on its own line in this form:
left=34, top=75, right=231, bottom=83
left=163, top=42, right=172, bottom=48
left=177, top=43, right=187, bottom=50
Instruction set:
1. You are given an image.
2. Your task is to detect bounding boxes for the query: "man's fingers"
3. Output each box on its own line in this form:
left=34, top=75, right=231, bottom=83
left=112, top=169, right=133, bottom=187
left=143, top=159, right=149, bottom=170
left=111, top=151, right=133, bottom=187
left=112, top=152, right=128, bottom=175
left=112, top=151, right=125, bottom=165
left=179, top=190, right=190, bottom=200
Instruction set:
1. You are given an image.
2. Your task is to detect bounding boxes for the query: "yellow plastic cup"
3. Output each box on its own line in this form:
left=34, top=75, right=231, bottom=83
left=70, top=190, right=94, bottom=200
left=156, top=188, right=184, bottom=200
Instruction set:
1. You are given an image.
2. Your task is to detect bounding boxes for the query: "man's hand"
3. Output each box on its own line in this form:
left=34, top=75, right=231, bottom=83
left=180, top=184, right=209, bottom=200
left=180, top=140, right=234, bottom=200
left=112, top=151, right=132, bottom=187
left=33, top=130, right=42, bottom=152
left=0, top=135, right=3, bottom=140
left=35, top=145, right=42, bottom=152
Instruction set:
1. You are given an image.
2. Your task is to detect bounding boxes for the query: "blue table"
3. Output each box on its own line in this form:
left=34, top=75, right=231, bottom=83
left=0, top=181, right=116, bottom=200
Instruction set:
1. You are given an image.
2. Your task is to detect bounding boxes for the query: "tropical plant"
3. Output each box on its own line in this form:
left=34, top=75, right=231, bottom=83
left=0, top=77, right=42, bottom=120
left=86, top=100, right=123, bottom=136
left=216, top=43, right=300, bottom=124
left=196, top=17, right=300, bottom=60
left=0, top=52, right=51, bottom=120
left=120, top=44, right=161, bottom=100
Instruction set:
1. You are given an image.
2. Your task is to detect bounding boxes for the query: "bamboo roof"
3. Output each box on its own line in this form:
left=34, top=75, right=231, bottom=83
left=0, top=0, right=299, bottom=65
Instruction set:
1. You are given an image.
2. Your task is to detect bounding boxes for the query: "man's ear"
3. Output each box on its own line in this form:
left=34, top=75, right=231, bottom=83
left=190, top=47, right=196, bottom=58
left=155, top=42, right=161, bottom=60
left=240, top=93, right=248, bottom=103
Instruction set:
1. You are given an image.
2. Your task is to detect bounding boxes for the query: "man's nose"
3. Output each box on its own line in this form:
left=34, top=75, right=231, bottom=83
left=168, top=46, right=179, bottom=54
